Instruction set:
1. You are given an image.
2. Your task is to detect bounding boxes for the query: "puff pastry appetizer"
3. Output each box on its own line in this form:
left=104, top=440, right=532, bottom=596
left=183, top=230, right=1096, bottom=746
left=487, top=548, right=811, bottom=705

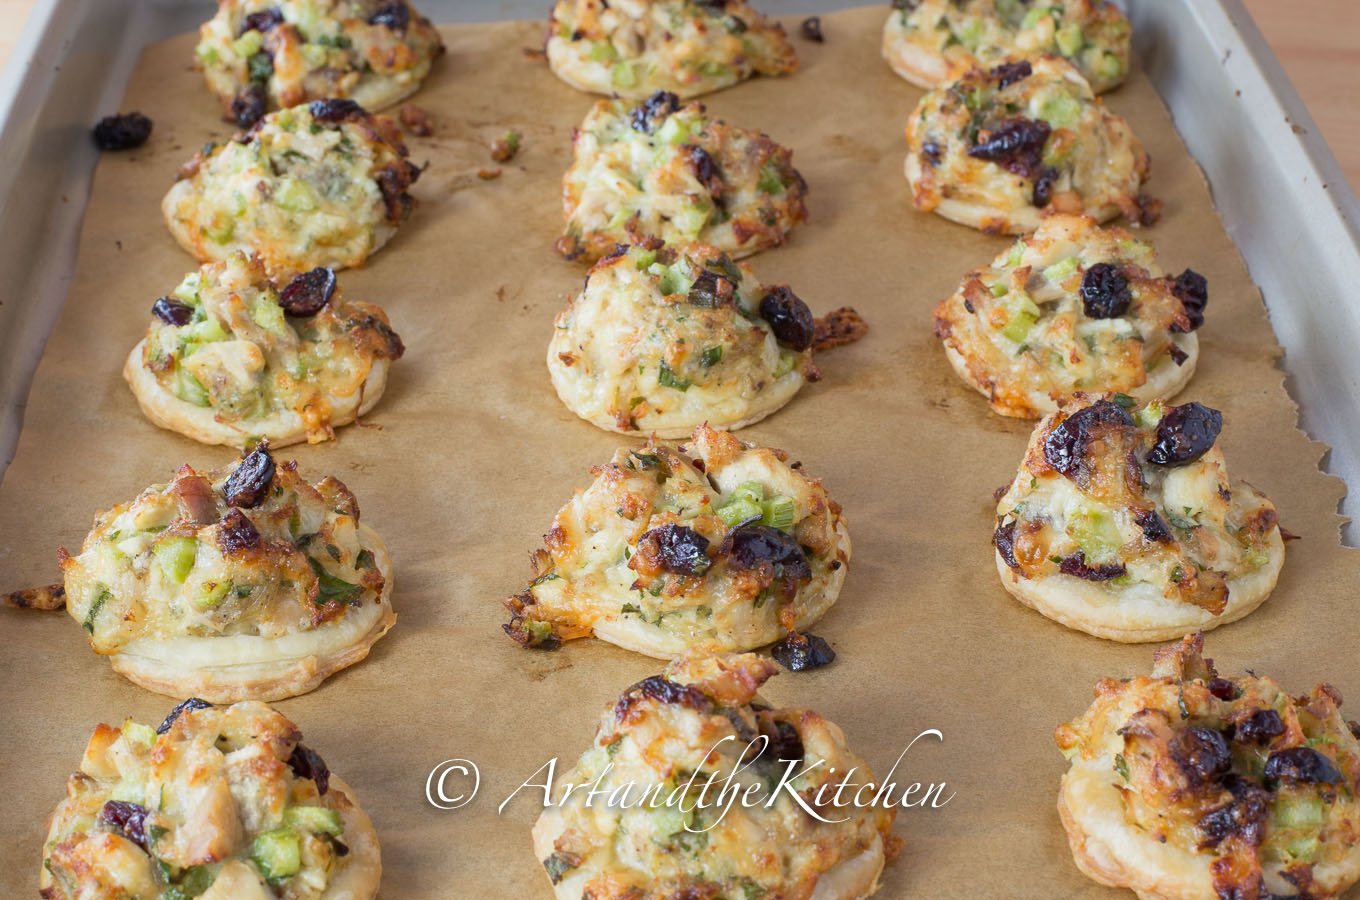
left=59, top=443, right=395, bottom=701
left=196, top=0, right=445, bottom=128
left=1056, top=634, right=1360, bottom=900
left=905, top=57, right=1150, bottom=234
left=504, top=425, right=850, bottom=657
left=549, top=242, right=846, bottom=437
left=883, top=0, right=1131, bottom=94
left=125, top=252, right=404, bottom=448
left=558, top=91, right=808, bottom=263
left=41, top=698, right=380, bottom=899
left=544, top=0, right=798, bottom=99
left=533, top=653, right=898, bottom=898
left=935, top=214, right=1207, bottom=418
left=993, top=395, right=1284, bottom=641
left=163, top=99, right=421, bottom=271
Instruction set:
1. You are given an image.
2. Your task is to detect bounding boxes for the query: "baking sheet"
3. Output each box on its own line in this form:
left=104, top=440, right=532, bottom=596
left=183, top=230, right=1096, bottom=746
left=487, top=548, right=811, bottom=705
left=2, top=7, right=1358, bottom=897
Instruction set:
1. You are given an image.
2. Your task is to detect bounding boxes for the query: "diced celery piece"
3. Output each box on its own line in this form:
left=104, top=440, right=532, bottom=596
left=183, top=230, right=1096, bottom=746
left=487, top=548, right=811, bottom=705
left=1042, top=257, right=1079, bottom=284
left=1098, top=52, right=1125, bottom=81
left=588, top=41, right=617, bottom=63
left=232, top=30, right=264, bottom=59
left=1002, top=310, right=1037, bottom=344
left=655, top=116, right=690, bottom=146
left=250, top=828, right=301, bottom=883
left=717, top=499, right=762, bottom=527
left=121, top=719, right=156, bottom=748
left=1004, top=239, right=1027, bottom=268
left=175, top=367, right=211, bottom=407
left=761, top=496, right=797, bottom=531
left=1020, top=7, right=1052, bottom=29
left=300, top=43, right=329, bottom=68
left=1285, top=835, right=1320, bottom=862
left=205, top=217, right=235, bottom=244
left=1135, top=399, right=1166, bottom=428
left=154, top=537, right=198, bottom=585
left=990, top=282, right=1009, bottom=298
left=275, top=178, right=317, bottom=213
left=1038, top=93, right=1083, bottom=129
left=656, top=264, right=692, bottom=296
left=773, top=350, right=797, bottom=378
left=283, top=805, right=344, bottom=836
left=251, top=294, right=288, bottom=333
left=1055, top=22, right=1084, bottom=57
left=611, top=61, right=638, bottom=89
left=1274, top=794, right=1325, bottom=830
left=671, top=201, right=710, bottom=238
left=196, top=580, right=232, bottom=610
left=191, top=317, right=230, bottom=343
left=633, top=249, right=657, bottom=270
left=1068, top=508, right=1123, bottom=562
left=195, top=44, right=220, bottom=65
left=954, top=18, right=985, bottom=51
left=757, top=162, right=783, bottom=195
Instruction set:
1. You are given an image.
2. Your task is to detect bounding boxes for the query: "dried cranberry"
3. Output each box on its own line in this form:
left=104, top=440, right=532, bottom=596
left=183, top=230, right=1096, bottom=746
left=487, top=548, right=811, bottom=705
left=688, top=269, right=735, bottom=308
left=1171, top=268, right=1209, bottom=332
left=219, top=509, right=261, bottom=552
left=1080, top=263, right=1133, bottom=318
left=239, top=7, right=283, bottom=34
left=756, top=720, right=804, bottom=765
left=97, top=801, right=151, bottom=850
left=309, top=98, right=366, bottom=123
left=1350, top=720, right=1360, bottom=741
left=1170, top=726, right=1232, bottom=787
left=1168, top=343, right=1189, bottom=366
left=921, top=140, right=943, bottom=166
left=771, top=632, right=836, bottom=671
left=799, top=16, right=824, bottom=42
left=993, top=519, right=1020, bottom=570
left=1032, top=166, right=1058, bottom=207
left=288, top=743, right=331, bottom=794
left=991, top=60, right=1033, bottom=90
left=92, top=112, right=152, bottom=151
left=375, top=162, right=418, bottom=223
left=1234, top=709, right=1285, bottom=745
left=1197, top=776, right=1269, bottom=848
left=231, top=85, right=267, bottom=128
left=891, top=0, right=918, bottom=8
left=1135, top=509, right=1173, bottom=543
left=1058, top=552, right=1126, bottom=581
left=1264, top=747, right=1343, bottom=786
left=614, top=675, right=711, bottom=721
left=726, top=525, right=812, bottom=582
left=1147, top=402, right=1223, bottom=467
left=157, top=697, right=213, bottom=734
left=638, top=524, right=711, bottom=575
left=629, top=90, right=680, bottom=133
left=1207, top=678, right=1240, bottom=702
left=223, top=443, right=276, bottom=508
left=1042, top=400, right=1133, bottom=478
left=278, top=267, right=336, bottom=316
left=759, top=286, right=815, bottom=351
left=151, top=297, right=194, bottom=326
left=368, top=2, right=410, bottom=29
left=967, top=117, right=1050, bottom=179
left=682, top=144, right=724, bottom=198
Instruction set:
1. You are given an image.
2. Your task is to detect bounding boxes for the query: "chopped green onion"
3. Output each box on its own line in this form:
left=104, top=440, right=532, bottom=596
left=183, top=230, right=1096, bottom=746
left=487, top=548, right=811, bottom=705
left=657, top=361, right=691, bottom=391
left=757, top=162, right=784, bottom=195
left=700, top=345, right=723, bottom=368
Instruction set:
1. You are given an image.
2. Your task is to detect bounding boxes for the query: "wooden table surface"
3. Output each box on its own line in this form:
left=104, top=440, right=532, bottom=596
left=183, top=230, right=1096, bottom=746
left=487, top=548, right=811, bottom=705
left=0, top=1, right=1354, bottom=190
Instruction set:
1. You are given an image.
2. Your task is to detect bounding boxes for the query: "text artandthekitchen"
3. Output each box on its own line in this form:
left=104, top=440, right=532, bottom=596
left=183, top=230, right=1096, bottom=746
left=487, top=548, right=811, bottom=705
left=425, top=729, right=953, bottom=824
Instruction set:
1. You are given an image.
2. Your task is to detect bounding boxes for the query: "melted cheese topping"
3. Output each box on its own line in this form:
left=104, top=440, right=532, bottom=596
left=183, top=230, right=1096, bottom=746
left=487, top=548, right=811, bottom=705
left=136, top=252, right=403, bottom=444
left=996, top=397, right=1281, bottom=617
left=560, top=95, right=808, bottom=262
left=505, top=425, right=849, bottom=657
left=196, top=0, right=444, bottom=116
left=545, top=0, right=797, bottom=99
left=533, top=654, right=896, bottom=898
left=883, top=0, right=1131, bottom=93
left=162, top=102, right=419, bottom=271
left=904, top=56, right=1148, bottom=234
left=935, top=214, right=1199, bottom=418
left=548, top=243, right=814, bottom=437
left=41, top=701, right=377, bottom=900
left=63, top=450, right=386, bottom=655
left=1056, top=635, right=1360, bottom=897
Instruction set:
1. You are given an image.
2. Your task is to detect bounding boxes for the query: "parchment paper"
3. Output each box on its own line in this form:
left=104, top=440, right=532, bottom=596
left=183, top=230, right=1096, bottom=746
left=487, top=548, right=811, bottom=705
left=2, top=7, right=1357, bottom=897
